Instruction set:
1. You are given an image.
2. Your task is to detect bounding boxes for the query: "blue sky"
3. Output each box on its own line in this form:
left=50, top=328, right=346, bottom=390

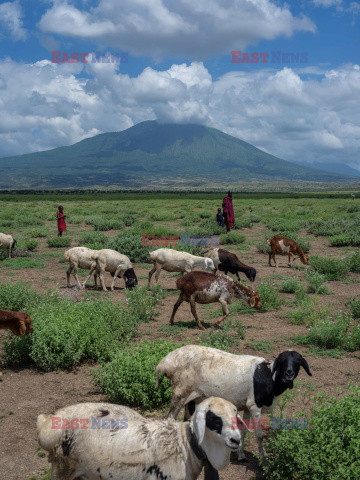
left=0, top=0, right=359, bottom=170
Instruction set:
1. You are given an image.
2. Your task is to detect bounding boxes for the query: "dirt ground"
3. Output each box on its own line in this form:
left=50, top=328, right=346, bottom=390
left=0, top=223, right=360, bottom=480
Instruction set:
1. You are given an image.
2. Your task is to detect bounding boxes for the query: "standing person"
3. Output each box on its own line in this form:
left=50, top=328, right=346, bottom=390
left=222, top=191, right=235, bottom=232
left=216, top=207, right=224, bottom=227
left=57, top=205, right=67, bottom=237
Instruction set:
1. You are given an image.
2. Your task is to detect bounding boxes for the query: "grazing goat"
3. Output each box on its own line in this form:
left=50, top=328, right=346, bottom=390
left=0, top=233, right=17, bottom=258
left=156, top=346, right=312, bottom=460
left=170, top=271, right=261, bottom=330
left=267, top=235, right=309, bottom=267
left=84, top=249, right=137, bottom=291
left=37, top=397, right=243, bottom=480
left=204, top=248, right=256, bottom=282
left=64, top=247, right=98, bottom=289
left=0, top=309, right=33, bottom=379
left=148, top=248, right=215, bottom=287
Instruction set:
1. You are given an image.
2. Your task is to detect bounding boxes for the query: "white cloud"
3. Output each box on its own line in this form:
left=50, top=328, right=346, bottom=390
left=0, top=0, right=27, bottom=41
left=38, top=0, right=316, bottom=59
left=0, top=58, right=359, bottom=170
left=313, top=0, right=342, bottom=6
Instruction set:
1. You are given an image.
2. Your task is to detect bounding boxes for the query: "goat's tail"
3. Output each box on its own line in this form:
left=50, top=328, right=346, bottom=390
left=37, top=414, right=64, bottom=451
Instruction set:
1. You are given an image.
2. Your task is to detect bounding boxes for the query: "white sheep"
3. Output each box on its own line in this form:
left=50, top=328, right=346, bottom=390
left=83, top=249, right=137, bottom=291
left=64, top=247, right=98, bottom=289
left=0, top=233, right=16, bottom=258
left=37, top=397, right=243, bottom=480
left=148, top=248, right=215, bottom=287
left=156, top=345, right=312, bottom=460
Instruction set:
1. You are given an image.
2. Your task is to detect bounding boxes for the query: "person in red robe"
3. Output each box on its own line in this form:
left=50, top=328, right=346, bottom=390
left=57, top=205, right=67, bottom=237
left=222, top=191, right=235, bottom=232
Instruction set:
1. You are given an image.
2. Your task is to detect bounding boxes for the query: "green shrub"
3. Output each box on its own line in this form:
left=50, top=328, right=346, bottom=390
left=126, top=285, right=167, bottom=322
left=219, top=232, right=246, bottom=245
left=346, top=297, right=360, bottom=319
left=92, top=340, right=181, bottom=409
left=310, top=255, right=350, bottom=280
left=78, top=231, right=109, bottom=248
left=0, top=281, right=39, bottom=311
left=47, top=237, right=72, bottom=248
left=108, top=233, right=151, bottom=263
left=328, top=234, right=353, bottom=247
left=27, top=228, right=48, bottom=238
left=119, top=213, right=138, bottom=226
left=279, top=277, right=302, bottom=294
left=256, top=239, right=271, bottom=254
left=347, top=204, right=360, bottom=213
left=305, top=270, right=330, bottom=294
left=198, top=329, right=236, bottom=351
left=25, top=239, right=38, bottom=251
left=0, top=257, right=45, bottom=269
left=348, top=251, right=360, bottom=273
left=263, top=384, right=360, bottom=480
left=188, top=219, right=224, bottom=236
left=257, top=281, right=283, bottom=311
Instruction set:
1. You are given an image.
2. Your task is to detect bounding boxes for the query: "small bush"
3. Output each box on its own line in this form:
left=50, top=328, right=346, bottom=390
left=120, top=213, right=138, bottom=226
left=0, top=257, right=45, bottom=269
left=92, top=340, right=181, bottom=409
left=108, top=233, right=151, bottom=263
left=263, top=384, right=360, bottom=480
left=0, top=281, right=39, bottom=311
left=47, top=237, right=72, bottom=248
left=27, top=228, right=48, bottom=238
left=78, top=231, right=109, bottom=248
left=310, top=255, right=350, bottom=280
left=328, top=234, right=353, bottom=247
left=25, top=239, right=38, bottom=251
left=256, top=239, right=271, bottom=254
left=257, top=281, right=283, bottom=311
left=346, top=297, right=360, bottom=319
left=348, top=251, right=360, bottom=273
left=219, top=231, right=246, bottom=245
left=198, top=329, right=236, bottom=351
left=305, top=270, right=330, bottom=294
left=279, top=277, right=302, bottom=294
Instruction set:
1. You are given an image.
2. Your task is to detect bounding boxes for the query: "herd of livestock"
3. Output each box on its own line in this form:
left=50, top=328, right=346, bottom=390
left=0, top=229, right=313, bottom=479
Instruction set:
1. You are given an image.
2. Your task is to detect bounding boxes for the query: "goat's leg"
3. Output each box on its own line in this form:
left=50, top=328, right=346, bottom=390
left=82, top=264, right=96, bottom=289
left=190, top=297, right=205, bottom=330
left=288, top=252, right=296, bottom=267
left=166, top=394, right=186, bottom=420
left=66, top=265, right=72, bottom=288
left=110, top=266, right=123, bottom=291
left=249, top=405, right=265, bottom=460
left=8, top=246, right=11, bottom=259
left=170, top=294, right=183, bottom=325
left=268, top=252, right=272, bottom=266
left=236, top=272, right=241, bottom=281
left=238, top=410, right=251, bottom=461
left=72, top=266, right=83, bottom=288
left=214, top=299, right=229, bottom=327
left=99, top=267, right=108, bottom=292
left=154, top=265, right=162, bottom=284
left=148, top=263, right=156, bottom=288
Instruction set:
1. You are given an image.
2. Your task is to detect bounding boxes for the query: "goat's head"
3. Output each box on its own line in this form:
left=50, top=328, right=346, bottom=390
left=124, top=268, right=138, bottom=289
left=12, top=238, right=17, bottom=249
left=246, top=267, right=257, bottom=282
left=272, top=350, right=312, bottom=390
left=204, top=257, right=216, bottom=273
left=301, top=254, right=310, bottom=265
left=191, top=397, right=243, bottom=471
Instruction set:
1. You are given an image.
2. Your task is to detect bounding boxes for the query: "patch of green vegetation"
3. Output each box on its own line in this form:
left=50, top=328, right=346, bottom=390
left=219, top=231, right=246, bottom=245
left=310, top=255, right=350, bottom=280
left=47, top=237, right=72, bottom=248
left=263, top=384, right=360, bottom=480
left=0, top=257, right=45, bottom=269
left=93, top=339, right=182, bottom=409
left=246, top=339, right=275, bottom=354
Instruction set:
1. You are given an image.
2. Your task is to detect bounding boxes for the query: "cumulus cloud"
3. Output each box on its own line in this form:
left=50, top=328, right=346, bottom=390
left=0, top=57, right=359, bottom=170
left=0, top=0, right=27, bottom=41
left=38, top=0, right=316, bottom=59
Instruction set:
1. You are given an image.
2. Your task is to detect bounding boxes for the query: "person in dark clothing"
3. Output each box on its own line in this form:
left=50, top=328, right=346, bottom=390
left=222, top=191, right=235, bottom=232
left=216, top=208, right=224, bottom=227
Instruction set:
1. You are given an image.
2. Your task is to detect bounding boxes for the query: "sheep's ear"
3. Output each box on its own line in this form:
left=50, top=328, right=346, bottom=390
left=299, top=356, right=312, bottom=376
left=193, top=405, right=206, bottom=446
left=271, top=358, right=279, bottom=375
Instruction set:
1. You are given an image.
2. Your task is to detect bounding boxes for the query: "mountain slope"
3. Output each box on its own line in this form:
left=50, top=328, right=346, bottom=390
left=0, top=121, right=356, bottom=188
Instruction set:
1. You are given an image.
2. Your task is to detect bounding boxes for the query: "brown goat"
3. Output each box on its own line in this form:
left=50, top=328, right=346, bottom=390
left=0, top=309, right=33, bottom=379
left=170, top=271, right=262, bottom=330
left=267, top=235, right=309, bottom=267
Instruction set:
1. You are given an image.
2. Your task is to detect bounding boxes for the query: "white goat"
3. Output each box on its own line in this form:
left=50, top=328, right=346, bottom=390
left=64, top=247, right=98, bottom=289
left=156, top=345, right=312, bottom=460
left=148, top=248, right=215, bottom=287
left=37, top=397, right=242, bottom=480
left=0, top=233, right=16, bottom=258
left=83, top=249, right=137, bottom=291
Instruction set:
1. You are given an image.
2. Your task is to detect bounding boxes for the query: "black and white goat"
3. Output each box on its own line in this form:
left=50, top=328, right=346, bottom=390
left=156, top=346, right=312, bottom=460
left=204, top=248, right=256, bottom=282
left=37, top=397, right=243, bottom=480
